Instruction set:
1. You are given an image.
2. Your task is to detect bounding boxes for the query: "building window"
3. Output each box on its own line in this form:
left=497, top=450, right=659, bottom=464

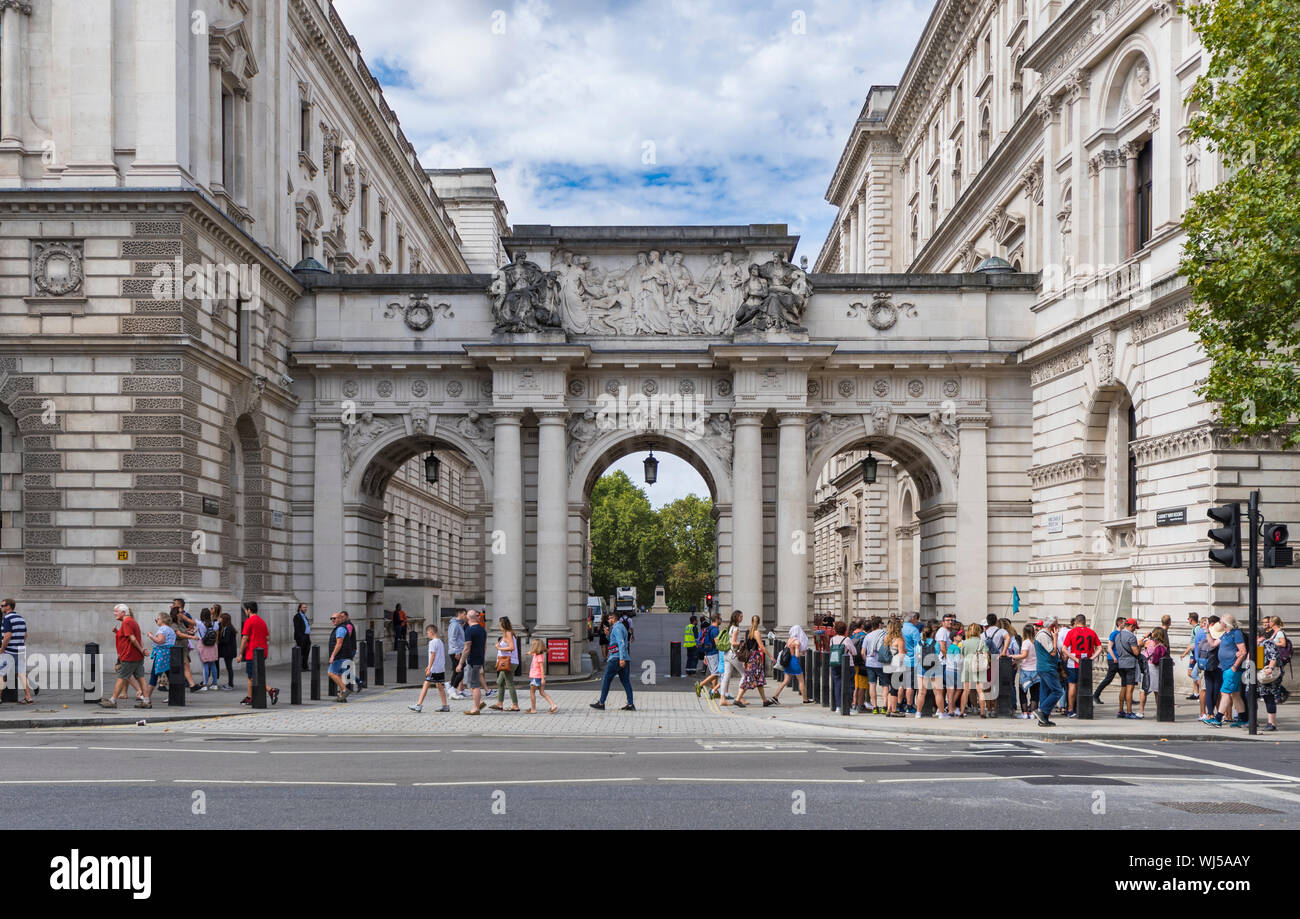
left=397, top=230, right=405, bottom=272
left=235, top=295, right=251, bottom=366
left=299, top=100, right=311, bottom=154
left=951, top=147, right=962, bottom=200
left=983, top=34, right=992, bottom=74
left=979, top=107, right=991, bottom=163
left=1137, top=141, right=1153, bottom=248
left=220, top=89, right=234, bottom=188
left=360, top=181, right=369, bottom=231
left=1126, top=403, right=1138, bottom=517
left=379, top=206, right=388, bottom=258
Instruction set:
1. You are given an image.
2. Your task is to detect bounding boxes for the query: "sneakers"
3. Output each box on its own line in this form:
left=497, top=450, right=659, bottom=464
left=1200, top=715, right=1222, bottom=726
left=484, top=689, right=496, bottom=698
left=99, top=699, right=117, bottom=709
left=905, top=705, right=917, bottom=714
left=938, top=712, right=951, bottom=719
left=621, top=704, right=636, bottom=711
left=590, top=702, right=605, bottom=710
left=1229, top=718, right=1247, bottom=728
left=1185, top=693, right=1200, bottom=700
left=1016, top=712, right=1031, bottom=719
left=1116, top=711, right=1129, bottom=720
left=135, top=700, right=151, bottom=709
left=1066, top=711, right=1078, bottom=718
left=1130, top=712, right=1144, bottom=719
left=408, top=704, right=422, bottom=713
left=219, top=684, right=234, bottom=691
left=240, top=696, right=252, bottom=705
left=193, top=685, right=206, bottom=693
left=1035, top=710, right=1054, bottom=726
left=268, top=688, right=280, bottom=706
left=1262, top=723, right=1277, bottom=732
left=693, top=682, right=702, bottom=698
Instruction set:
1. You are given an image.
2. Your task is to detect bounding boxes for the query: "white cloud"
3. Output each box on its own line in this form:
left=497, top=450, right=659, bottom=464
left=605, top=451, right=710, bottom=509
left=334, top=0, right=930, bottom=261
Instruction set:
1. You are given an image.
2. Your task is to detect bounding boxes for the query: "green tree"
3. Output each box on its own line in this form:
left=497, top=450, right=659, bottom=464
left=1179, top=0, right=1300, bottom=445
left=658, top=495, right=716, bottom=609
left=587, top=472, right=716, bottom=611
left=587, top=471, right=655, bottom=603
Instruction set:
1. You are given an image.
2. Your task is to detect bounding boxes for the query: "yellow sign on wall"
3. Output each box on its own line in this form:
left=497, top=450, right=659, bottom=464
left=117, top=550, right=129, bottom=562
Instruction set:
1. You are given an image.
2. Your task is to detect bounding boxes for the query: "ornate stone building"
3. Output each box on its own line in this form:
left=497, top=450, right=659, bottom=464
left=815, top=0, right=1300, bottom=627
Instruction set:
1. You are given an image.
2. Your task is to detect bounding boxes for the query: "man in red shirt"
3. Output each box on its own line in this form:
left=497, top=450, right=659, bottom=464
left=1062, top=613, right=1102, bottom=717
left=102, top=603, right=146, bottom=708
left=236, top=601, right=278, bottom=705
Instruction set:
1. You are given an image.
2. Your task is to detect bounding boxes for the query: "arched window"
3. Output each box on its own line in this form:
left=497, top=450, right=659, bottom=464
left=979, top=107, right=991, bottom=163
left=0, top=404, right=21, bottom=547
left=951, top=148, right=963, bottom=201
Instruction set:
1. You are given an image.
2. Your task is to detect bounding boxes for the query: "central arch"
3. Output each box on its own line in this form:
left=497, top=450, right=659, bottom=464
left=567, top=425, right=733, bottom=624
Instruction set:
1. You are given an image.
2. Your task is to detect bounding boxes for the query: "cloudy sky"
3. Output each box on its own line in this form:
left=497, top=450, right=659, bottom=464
left=335, top=0, right=930, bottom=266
left=336, top=0, right=930, bottom=501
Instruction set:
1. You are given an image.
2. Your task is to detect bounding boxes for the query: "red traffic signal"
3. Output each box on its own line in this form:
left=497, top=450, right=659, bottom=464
left=1264, top=523, right=1292, bottom=568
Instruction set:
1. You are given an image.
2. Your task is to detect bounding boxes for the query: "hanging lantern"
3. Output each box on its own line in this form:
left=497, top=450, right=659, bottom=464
left=424, top=452, right=441, bottom=485
left=644, top=451, right=659, bottom=485
left=860, top=449, right=878, bottom=485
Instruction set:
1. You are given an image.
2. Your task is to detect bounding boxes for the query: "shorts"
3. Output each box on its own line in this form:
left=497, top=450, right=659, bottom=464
left=785, top=656, right=802, bottom=676
left=1221, top=666, right=1242, bottom=695
left=115, top=659, right=145, bottom=681
left=1066, top=667, right=1079, bottom=685
left=244, top=659, right=258, bottom=679
left=1189, top=662, right=1203, bottom=681
left=529, top=677, right=542, bottom=688
left=867, top=666, right=887, bottom=687
left=463, top=664, right=483, bottom=688
left=854, top=672, right=871, bottom=690
left=897, top=668, right=915, bottom=690
left=423, top=672, right=445, bottom=685
left=705, top=653, right=721, bottom=675
left=2, top=649, right=26, bottom=677
left=1118, top=667, right=1137, bottom=687
left=328, top=659, right=350, bottom=676
left=944, top=667, right=962, bottom=689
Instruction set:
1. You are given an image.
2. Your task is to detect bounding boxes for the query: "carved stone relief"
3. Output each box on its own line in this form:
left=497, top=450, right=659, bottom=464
left=32, top=240, right=84, bottom=297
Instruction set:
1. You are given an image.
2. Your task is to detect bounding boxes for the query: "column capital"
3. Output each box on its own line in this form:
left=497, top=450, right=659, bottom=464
left=535, top=409, right=569, bottom=424
left=0, top=2, right=33, bottom=15
left=956, top=413, right=992, bottom=428
left=1121, top=140, right=1141, bottom=161
left=492, top=410, right=524, bottom=425
left=309, top=414, right=344, bottom=428
left=776, top=411, right=808, bottom=427
left=732, top=411, right=766, bottom=426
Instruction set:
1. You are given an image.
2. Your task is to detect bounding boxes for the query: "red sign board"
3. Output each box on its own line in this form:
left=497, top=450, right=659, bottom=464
left=546, top=638, right=570, bottom=664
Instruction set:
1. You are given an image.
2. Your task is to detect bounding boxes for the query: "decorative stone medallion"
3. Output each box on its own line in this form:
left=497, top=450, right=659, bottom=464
left=642, top=379, right=658, bottom=396
left=605, top=379, right=621, bottom=396
left=376, top=380, right=394, bottom=398
left=567, top=378, right=585, bottom=397
left=807, top=379, right=820, bottom=397
left=678, top=379, right=696, bottom=396
left=342, top=380, right=359, bottom=398
left=32, top=240, right=85, bottom=297
left=411, top=380, right=428, bottom=398
left=908, top=379, right=925, bottom=398
left=716, top=379, right=732, bottom=397
left=383, top=292, right=452, bottom=332
left=873, top=379, right=890, bottom=398
left=446, top=380, right=464, bottom=398
left=943, top=379, right=959, bottom=398
left=838, top=379, right=855, bottom=398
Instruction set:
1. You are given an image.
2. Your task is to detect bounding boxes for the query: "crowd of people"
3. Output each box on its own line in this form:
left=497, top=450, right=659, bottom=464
left=741, top=608, right=1289, bottom=729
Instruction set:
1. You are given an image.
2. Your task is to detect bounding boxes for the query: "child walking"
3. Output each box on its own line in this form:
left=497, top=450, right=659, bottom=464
left=409, top=624, right=449, bottom=713
left=527, top=638, right=558, bottom=714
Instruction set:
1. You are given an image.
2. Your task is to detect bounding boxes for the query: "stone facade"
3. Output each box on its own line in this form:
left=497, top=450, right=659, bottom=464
left=815, top=0, right=1300, bottom=628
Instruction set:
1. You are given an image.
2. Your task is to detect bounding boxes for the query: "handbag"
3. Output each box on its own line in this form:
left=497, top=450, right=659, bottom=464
left=778, top=647, right=792, bottom=669
left=495, top=638, right=514, bottom=672
left=734, top=636, right=752, bottom=663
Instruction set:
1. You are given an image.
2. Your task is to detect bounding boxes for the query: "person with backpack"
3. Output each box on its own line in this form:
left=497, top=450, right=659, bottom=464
left=734, top=615, right=771, bottom=708
left=1108, top=618, right=1140, bottom=718
left=1011, top=622, right=1038, bottom=718
left=826, top=621, right=857, bottom=713
left=1091, top=616, right=1126, bottom=705
left=214, top=607, right=237, bottom=691
left=590, top=610, right=634, bottom=712
left=769, top=623, right=811, bottom=704
left=849, top=619, right=872, bottom=713
left=877, top=618, right=905, bottom=716
left=942, top=618, right=964, bottom=717
left=327, top=611, right=356, bottom=701
left=718, top=610, right=746, bottom=705
left=1179, top=612, right=1206, bottom=706
left=694, top=612, right=723, bottom=700
left=1201, top=614, right=1248, bottom=727
left=856, top=617, right=886, bottom=713
left=914, top=620, right=944, bottom=718
left=1258, top=617, right=1286, bottom=732
left=1195, top=614, right=1223, bottom=715
left=197, top=608, right=221, bottom=691
left=1136, top=626, right=1169, bottom=719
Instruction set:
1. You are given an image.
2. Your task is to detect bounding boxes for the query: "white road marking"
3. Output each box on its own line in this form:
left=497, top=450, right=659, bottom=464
left=637, top=750, right=810, bottom=755
left=413, top=778, right=640, bottom=787
left=0, top=745, right=79, bottom=750
left=176, top=779, right=398, bottom=787
left=876, top=775, right=1053, bottom=783
left=270, top=749, right=442, bottom=755
left=657, top=777, right=865, bottom=784
left=1081, top=740, right=1300, bottom=784
left=0, top=779, right=156, bottom=785
left=88, top=745, right=259, bottom=754
left=450, top=749, right=624, bottom=755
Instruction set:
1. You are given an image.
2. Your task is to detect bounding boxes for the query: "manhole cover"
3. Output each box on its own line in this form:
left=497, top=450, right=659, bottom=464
left=1159, top=801, right=1281, bottom=815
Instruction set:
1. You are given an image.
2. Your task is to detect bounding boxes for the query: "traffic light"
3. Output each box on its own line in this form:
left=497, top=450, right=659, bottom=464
left=1207, top=503, right=1242, bottom=568
left=705, top=592, right=714, bottom=612
left=1263, top=523, right=1292, bottom=568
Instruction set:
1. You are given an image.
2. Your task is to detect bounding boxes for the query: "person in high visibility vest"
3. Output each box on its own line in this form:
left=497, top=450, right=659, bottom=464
left=684, top=616, right=699, bottom=675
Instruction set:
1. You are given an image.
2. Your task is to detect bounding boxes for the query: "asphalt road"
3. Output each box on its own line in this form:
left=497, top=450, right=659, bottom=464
left=2, top=729, right=1298, bottom=829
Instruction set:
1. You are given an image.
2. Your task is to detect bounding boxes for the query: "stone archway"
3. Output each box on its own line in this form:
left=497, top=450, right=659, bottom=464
left=568, top=426, right=730, bottom=620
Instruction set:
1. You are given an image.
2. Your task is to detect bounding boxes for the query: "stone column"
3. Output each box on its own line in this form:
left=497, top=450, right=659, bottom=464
left=839, top=222, right=851, bottom=272
left=855, top=190, right=868, bottom=273
left=1124, top=141, right=1140, bottom=258
left=0, top=2, right=30, bottom=145
left=534, top=411, right=568, bottom=634
left=210, top=61, right=224, bottom=188
left=491, top=412, right=524, bottom=622
left=310, top=416, right=346, bottom=626
left=954, top=417, right=988, bottom=623
left=775, top=413, right=808, bottom=631
left=731, top=412, right=764, bottom=618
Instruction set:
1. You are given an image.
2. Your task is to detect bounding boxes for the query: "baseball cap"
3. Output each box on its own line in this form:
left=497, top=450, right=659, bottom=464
left=1124, top=618, right=1138, bottom=626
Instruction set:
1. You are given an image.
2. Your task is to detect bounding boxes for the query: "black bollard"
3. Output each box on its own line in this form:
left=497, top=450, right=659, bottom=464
left=1157, top=654, right=1175, bottom=722
left=291, top=647, right=302, bottom=704
left=822, top=651, right=832, bottom=709
left=1077, top=658, right=1094, bottom=719
left=168, top=645, right=186, bottom=706
left=670, top=641, right=681, bottom=678
left=375, top=639, right=385, bottom=686
left=803, top=650, right=812, bottom=696
left=365, top=628, right=375, bottom=667
left=997, top=656, right=1016, bottom=717
left=396, top=637, right=408, bottom=684
left=840, top=653, right=852, bottom=716
left=310, top=645, right=321, bottom=701
left=812, top=651, right=822, bottom=704
left=408, top=633, right=419, bottom=670
left=83, top=641, right=101, bottom=703
left=357, top=640, right=369, bottom=690
left=251, top=649, right=267, bottom=709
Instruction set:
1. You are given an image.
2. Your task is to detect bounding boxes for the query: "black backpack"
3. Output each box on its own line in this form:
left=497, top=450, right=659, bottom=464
left=338, top=623, right=357, bottom=660
left=201, top=624, right=217, bottom=647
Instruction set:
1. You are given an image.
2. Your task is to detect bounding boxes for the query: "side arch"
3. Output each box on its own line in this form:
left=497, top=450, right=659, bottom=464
left=343, top=417, right=495, bottom=504
left=567, top=426, right=732, bottom=507
left=805, top=415, right=958, bottom=506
